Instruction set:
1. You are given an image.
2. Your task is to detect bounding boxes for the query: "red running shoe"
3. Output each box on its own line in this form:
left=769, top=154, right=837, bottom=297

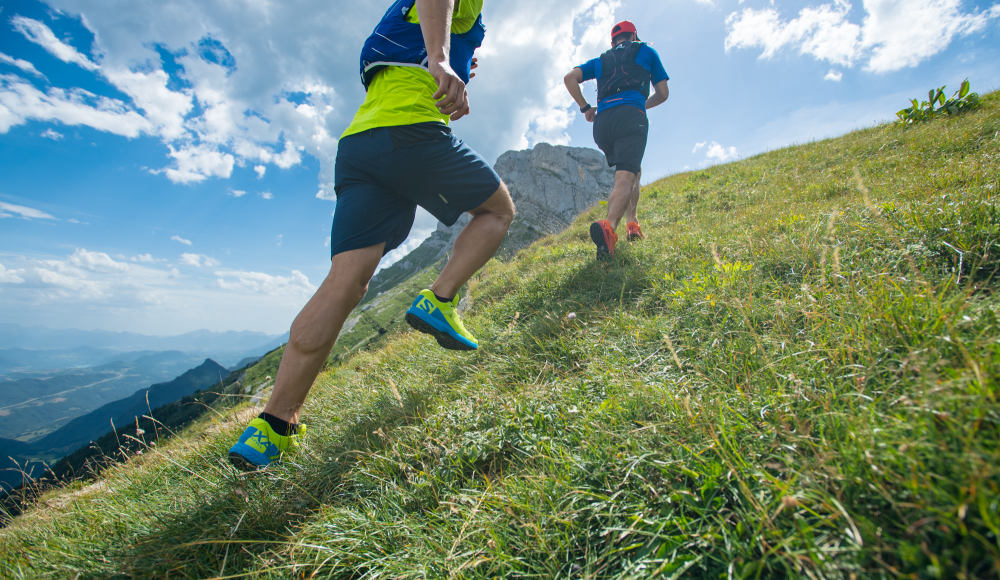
left=626, top=222, right=645, bottom=241
left=589, top=219, right=618, bottom=259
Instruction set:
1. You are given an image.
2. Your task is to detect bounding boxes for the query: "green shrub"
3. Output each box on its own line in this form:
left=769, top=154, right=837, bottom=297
left=897, top=79, right=981, bottom=124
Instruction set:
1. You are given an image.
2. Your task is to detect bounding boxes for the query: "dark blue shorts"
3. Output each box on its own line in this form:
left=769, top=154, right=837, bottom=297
left=331, top=123, right=502, bottom=258
left=593, top=104, right=648, bottom=175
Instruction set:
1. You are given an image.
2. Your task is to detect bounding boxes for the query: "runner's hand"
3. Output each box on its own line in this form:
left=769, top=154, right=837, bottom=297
left=450, top=89, right=471, bottom=121
left=429, top=60, right=467, bottom=117
left=585, top=108, right=597, bottom=122
left=469, top=57, right=478, bottom=79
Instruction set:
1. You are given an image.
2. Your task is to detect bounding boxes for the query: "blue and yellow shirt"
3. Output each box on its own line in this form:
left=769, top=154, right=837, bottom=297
left=342, top=0, right=484, bottom=138
left=577, top=45, right=669, bottom=113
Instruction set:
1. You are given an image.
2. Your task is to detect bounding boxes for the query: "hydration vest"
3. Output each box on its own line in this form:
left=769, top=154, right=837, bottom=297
left=359, top=0, right=486, bottom=91
left=596, top=41, right=651, bottom=102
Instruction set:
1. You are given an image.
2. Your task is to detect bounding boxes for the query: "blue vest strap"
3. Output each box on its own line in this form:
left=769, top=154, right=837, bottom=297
left=359, top=2, right=485, bottom=91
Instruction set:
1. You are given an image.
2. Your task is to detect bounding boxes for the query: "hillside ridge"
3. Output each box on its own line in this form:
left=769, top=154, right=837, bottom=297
left=1, top=92, right=998, bottom=579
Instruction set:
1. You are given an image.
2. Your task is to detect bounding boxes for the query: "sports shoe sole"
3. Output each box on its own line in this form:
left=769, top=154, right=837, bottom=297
left=590, top=222, right=613, bottom=260
left=229, top=451, right=265, bottom=471
left=405, top=311, right=477, bottom=351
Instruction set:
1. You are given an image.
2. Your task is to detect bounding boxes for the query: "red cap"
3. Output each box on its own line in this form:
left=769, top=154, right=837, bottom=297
left=611, top=20, right=638, bottom=41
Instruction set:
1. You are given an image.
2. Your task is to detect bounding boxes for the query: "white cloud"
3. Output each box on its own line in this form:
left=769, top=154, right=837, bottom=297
left=824, top=69, right=844, bottom=81
left=276, top=234, right=283, bottom=247
left=0, top=201, right=57, bottom=220
left=725, top=1, right=860, bottom=67
left=102, top=67, right=193, bottom=141
left=862, top=0, right=993, bottom=73
left=160, top=143, right=235, bottom=184
left=132, top=253, right=155, bottom=262
left=259, top=191, right=273, bottom=200
left=41, top=128, right=63, bottom=139
left=3, top=0, right=631, bottom=199
left=68, top=248, right=130, bottom=273
left=34, top=266, right=107, bottom=298
left=0, top=262, right=25, bottom=284
left=254, top=165, right=266, bottom=178
left=11, top=16, right=100, bottom=72
left=316, top=188, right=335, bottom=201
left=694, top=141, right=738, bottom=164
left=0, top=75, right=152, bottom=137
left=725, top=0, right=997, bottom=73
left=228, top=188, right=247, bottom=197
left=171, top=235, right=192, bottom=245
left=0, top=52, right=46, bottom=79
left=475, top=0, right=621, bottom=150
left=180, top=253, right=220, bottom=267
left=3, top=15, right=331, bottom=182
left=0, top=250, right=249, bottom=325
left=215, top=269, right=315, bottom=296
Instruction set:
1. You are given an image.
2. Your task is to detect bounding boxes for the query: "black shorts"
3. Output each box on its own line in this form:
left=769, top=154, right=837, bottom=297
left=331, top=123, right=502, bottom=258
left=593, top=105, right=648, bottom=175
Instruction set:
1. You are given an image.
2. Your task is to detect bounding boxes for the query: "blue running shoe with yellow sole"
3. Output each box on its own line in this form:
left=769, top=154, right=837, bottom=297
left=228, top=418, right=306, bottom=470
left=405, top=289, right=478, bottom=350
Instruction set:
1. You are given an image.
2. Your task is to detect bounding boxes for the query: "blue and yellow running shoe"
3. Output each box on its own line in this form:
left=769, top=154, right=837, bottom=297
left=405, top=289, right=478, bottom=350
left=228, top=418, right=306, bottom=470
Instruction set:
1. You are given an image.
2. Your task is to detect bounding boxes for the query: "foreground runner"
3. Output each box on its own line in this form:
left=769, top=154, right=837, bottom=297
left=228, top=0, right=514, bottom=469
left=564, top=20, right=669, bottom=259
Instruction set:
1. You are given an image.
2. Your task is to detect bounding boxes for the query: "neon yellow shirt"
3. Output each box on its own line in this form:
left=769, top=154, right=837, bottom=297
left=341, top=0, right=484, bottom=138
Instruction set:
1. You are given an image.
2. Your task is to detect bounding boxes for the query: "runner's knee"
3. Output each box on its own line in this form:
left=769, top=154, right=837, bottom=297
left=470, top=182, right=515, bottom=227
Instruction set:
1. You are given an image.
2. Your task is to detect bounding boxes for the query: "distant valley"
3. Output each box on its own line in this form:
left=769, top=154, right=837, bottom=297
left=0, top=358, right=238, bottom=492
left=0, top=324, right=287, bottom=491
left=0, top=351, right=217, bottom=441
left=0, top=323, right=286, bottom=353
left=0, top=326, right=285, bottom=438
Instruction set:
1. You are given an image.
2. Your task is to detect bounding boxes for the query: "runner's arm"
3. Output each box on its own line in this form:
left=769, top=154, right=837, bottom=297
left=646, top=80, right=669, bottom=110
left=564, top=68, right=588, bottom=109
left=417, top=0, right=469, bottom=119
left=564, top=68, right=596, bottom=121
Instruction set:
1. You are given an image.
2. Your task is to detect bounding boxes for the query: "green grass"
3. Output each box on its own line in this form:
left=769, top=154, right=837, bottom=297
left=3, top=93, right=1000, bottom=579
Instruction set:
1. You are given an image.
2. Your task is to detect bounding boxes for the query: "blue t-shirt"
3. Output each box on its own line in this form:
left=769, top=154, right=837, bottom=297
left=577, top=44, right=668, bottom=113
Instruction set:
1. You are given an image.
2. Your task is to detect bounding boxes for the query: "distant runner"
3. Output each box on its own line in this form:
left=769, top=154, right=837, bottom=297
left=564, top=20, right=669, bottom=259
left=228, top=0, right=514, bottom=470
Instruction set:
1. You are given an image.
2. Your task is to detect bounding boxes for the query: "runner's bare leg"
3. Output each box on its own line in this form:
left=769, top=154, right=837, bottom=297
left=626, top=170, right=642, bottom=224
left=606, top=170, right=637, bottom=230
left=431, top=183, right=515, bottom=299
left=264, top=243, right=384, bottom=423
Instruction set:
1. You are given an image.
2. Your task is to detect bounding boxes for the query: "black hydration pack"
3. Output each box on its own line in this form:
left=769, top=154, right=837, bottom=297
left=596, top=41, right=650, bottom=102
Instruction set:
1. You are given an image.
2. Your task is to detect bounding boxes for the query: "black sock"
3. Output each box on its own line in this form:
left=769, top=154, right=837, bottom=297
left=259, top=412, right=298, bottom=436
left=434, top=292, right=454, bottom=304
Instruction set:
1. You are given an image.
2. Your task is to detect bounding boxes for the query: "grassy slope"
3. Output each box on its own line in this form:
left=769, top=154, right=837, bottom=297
left=2, top=94, right=1000, bottom=579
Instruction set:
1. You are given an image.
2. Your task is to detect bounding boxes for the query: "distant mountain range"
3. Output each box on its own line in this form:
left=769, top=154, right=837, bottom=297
left=0, top=323, right=286, bottom=353
left=0, top=351, right=218, bottom=441
left=0, top=359, right=228, bottom=491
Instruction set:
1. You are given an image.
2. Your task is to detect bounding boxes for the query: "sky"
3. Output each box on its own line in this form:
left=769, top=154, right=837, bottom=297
left=0, top=0, right=998, bottom=336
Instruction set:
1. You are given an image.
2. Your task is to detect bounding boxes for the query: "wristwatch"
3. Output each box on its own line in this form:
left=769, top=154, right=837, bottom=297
left=580, top=103, right=592, bottom=113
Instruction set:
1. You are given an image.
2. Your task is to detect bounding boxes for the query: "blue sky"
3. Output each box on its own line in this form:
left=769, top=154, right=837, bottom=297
left=1, top=0, right=998, bottom=336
